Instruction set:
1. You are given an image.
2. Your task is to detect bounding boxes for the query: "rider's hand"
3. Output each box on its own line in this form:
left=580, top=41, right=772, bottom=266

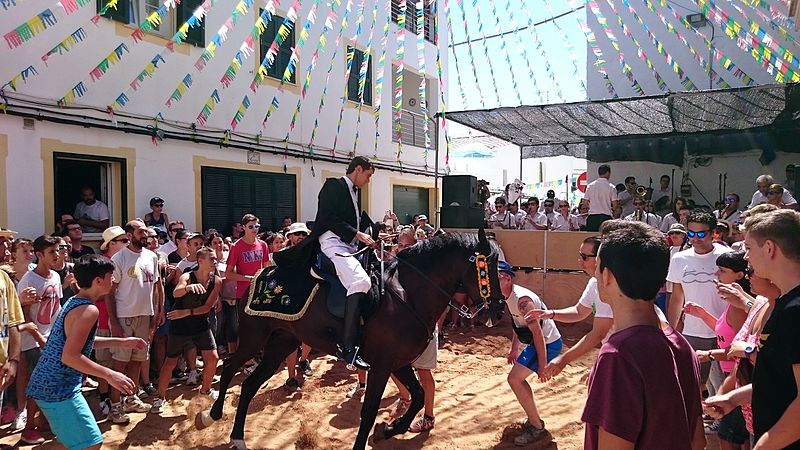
left=356, top=231, right=376, bottom=248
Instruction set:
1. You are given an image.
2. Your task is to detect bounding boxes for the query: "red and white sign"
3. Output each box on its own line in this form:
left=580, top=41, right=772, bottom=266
left=577, top=172, right=588, bottom=193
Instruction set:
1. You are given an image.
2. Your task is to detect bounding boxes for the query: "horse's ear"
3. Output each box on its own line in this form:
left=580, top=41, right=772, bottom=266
left=478, top=227, right=488, bottom=251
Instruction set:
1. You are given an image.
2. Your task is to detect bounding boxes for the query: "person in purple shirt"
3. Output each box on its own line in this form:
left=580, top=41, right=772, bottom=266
left=582, top=221, right=705, bottom=450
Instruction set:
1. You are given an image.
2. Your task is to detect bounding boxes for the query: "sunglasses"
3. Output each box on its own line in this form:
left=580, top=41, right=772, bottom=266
left=559, top=204, right=569, bottom=208
left=58, top=244, right=71, bottom=251
left=579, top=252, right=596, bottom=261
left=153, top=203, right=164, bottom=208
left=169, top=228, right=185, bottom=233
left=686, top=230, right=710, bottom=238
left=767, top=191, right=780, bottom=195
left=725, top=197, right=737, bottom=203
left=247, top=223, right=261, bottom=229
left=112, top=237, right=130, bottom=243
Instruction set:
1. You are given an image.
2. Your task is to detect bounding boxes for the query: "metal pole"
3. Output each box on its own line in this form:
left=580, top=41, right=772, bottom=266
left=434, top=114, right=440, bottom=228
left=519, top=146, right=523, bottom=181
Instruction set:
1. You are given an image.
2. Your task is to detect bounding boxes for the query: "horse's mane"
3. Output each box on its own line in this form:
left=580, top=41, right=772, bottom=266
left=387, top=232, right=498, bottom=278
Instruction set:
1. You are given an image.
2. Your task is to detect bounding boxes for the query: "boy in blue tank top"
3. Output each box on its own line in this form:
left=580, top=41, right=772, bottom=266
left=26, top=254, right=146, bottom=450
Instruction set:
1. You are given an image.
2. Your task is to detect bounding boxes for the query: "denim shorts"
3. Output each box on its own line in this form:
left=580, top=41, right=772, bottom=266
left=36, top=391, right=103, bottom=450
left=516, top=338, right=563, bottom=372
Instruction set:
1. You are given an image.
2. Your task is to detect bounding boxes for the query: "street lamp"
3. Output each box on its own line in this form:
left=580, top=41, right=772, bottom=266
left=686, top=13, right=715, bottom=90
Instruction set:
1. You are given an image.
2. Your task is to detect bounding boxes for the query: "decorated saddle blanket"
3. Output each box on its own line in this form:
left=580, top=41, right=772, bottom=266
left=243, top=265, right=319, bottom=320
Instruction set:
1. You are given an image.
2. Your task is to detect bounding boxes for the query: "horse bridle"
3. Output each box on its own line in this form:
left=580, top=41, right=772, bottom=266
left=390, top=250, right=496, bottom=320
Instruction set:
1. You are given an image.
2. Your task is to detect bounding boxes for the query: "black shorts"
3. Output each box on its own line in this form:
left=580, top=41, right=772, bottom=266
left=166, top=329, right=216, bottom=358
left=23, top=347, right=42, bottom=369
left=718, top=406, right=749, bottom=445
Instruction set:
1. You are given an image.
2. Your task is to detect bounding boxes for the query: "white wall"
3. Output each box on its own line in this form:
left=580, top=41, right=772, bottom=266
left=585, top=0, right=798, bottom=100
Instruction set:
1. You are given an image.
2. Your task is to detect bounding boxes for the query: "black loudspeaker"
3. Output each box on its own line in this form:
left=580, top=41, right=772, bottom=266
left=440, top=206, right=484, bottom=228
left=442, top=175, right=478, bottom=207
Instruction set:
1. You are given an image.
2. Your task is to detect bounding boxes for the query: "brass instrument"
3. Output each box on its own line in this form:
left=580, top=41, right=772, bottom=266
left=635, top=209, right=643, bottom=221
left=635, top=185, right=648, bottom=198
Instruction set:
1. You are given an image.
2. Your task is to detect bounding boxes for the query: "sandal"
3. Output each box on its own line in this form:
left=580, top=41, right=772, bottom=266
left=409, top=415, right=435, bottom=432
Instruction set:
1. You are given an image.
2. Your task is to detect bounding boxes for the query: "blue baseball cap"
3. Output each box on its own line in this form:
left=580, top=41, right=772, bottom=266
left=498, top=260, right=516, bottom=278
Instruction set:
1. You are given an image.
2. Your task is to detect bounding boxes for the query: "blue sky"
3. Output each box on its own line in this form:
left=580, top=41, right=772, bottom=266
left=446, top=0, right=590, bottom=111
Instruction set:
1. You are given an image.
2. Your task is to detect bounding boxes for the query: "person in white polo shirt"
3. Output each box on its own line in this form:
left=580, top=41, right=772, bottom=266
left=583, top=165, right=619, bottom=231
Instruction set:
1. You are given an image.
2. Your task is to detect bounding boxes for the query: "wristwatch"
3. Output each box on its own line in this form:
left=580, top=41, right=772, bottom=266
left=744, top=344, right=756, bottom=360
left=745, top=300, right=754, bottom=311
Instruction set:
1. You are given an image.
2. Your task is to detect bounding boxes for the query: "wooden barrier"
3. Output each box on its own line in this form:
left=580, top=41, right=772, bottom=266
left=514, top=271, right=590, bottom=310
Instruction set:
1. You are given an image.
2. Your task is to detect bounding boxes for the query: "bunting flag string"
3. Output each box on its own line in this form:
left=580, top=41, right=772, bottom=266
left=446, top=5, right=470, bottom=109
left=466, top=0, right=502, bottom=107
left=1, top=0, right=24, bottom=11
left=435, top=0, right=452, bottom=167
left=216, top=0, right=301, bottom=128
left=57, top=81, right=87, bottom=106
left=725, top=0, right=800, bottom=68
left=543, top=0, right=587, bottom=94
left=503, top=0, right=545, bottom=103
left=415, top=0, right=431, bottom=166
left=262, top=0, right=322, bottom=128
left=450, top=0, right=485, bottom=108
left=350, top=0, right=382, bottom=156
left=695, top=0, right=800, bottom=82
left=518, top=0, right=565, bottom=101
left=308, top=0, right=354, bottom=151
left=2, top=0, right=93, bottom=50
left=565, top=0, right=617, bottom=98
left=603, top=0, right=670, bottom=92
left=215, top=2, right=282, bottom=129
left=1, top=66, right=38, bottom=92
left=287, top=0, right=344, bottom=142
left=739, top=0, right=795, bottom=33
left=587, top=1, right=645, bottom=95
left=393, top=0, right=407, bottom=160
left=88, top=43, right=129, bottom=82
left=485, top=0, right=523, bottom=104
left=651, top=0, right=753, bottom=86
left=372, top=0, right=393, bottom=156
left=41, top=27, right=87, bottom=66
left=331, top=0, right=367, bottom=152
left=111, top=0, right=222, bottom=110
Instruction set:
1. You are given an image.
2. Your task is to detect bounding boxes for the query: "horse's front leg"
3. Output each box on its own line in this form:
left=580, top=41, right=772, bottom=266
left=354, top=367, right=391, bottom=450
left=380, top=364, right=424, bottom=438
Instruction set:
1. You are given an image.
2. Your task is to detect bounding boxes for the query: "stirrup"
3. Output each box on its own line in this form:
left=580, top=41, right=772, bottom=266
left=346, top=345, right=362, bottom=371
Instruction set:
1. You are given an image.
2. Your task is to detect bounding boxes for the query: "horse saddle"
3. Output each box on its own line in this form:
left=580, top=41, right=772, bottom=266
left=310, top=251, right=380, bottom=319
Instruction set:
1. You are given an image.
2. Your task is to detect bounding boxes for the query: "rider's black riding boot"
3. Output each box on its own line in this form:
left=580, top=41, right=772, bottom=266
left=337, top=293, right=371, bottom=371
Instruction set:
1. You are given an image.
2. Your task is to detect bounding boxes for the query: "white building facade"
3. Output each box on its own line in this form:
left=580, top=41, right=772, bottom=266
left=0, top=0, right=447, bottom=238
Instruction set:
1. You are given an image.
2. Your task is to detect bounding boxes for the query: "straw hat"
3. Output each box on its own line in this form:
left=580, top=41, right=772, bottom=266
left=100, top=226, right=126, bottom=251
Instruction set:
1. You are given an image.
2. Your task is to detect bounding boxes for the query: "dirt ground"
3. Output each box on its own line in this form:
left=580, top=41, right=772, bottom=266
left=0, top=318, right=718, bottom=449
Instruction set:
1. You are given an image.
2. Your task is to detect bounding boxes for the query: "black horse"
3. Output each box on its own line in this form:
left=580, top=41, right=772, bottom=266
left=196, top=229, right=504, bottom=450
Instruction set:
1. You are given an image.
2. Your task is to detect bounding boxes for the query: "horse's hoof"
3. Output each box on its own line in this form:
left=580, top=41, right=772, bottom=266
left=230, top=439, right=247, bottom=450
left=373, top=422, right=388, bottom=441
left=195, top=410, right=215, bottom=430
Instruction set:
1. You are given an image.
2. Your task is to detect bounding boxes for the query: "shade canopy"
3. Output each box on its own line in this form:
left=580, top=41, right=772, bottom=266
left=444, top=83, right=800, bottom=166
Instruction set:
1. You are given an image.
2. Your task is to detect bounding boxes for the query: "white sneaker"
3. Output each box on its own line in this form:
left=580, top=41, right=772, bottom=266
left=200, top=388, right=219, bottom=401
left=149, top=397, right=165, bottom=414
left=99, top=398, right=111, bottom=416
left=12, top=409, right=27, bottom=430
left=186, top=369, right=200, bottom=386
left=108, top=402, right=130, bottom=424
left=123, top=395, right=151, bottom=413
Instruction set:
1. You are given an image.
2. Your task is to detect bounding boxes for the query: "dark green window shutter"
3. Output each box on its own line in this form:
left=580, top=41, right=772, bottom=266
left=202, top=167, right=297, bottom=233
left=347, top=47, right=373, bottom=106
left=97, top=0, right=130, bottom=23
left=259, top=13, right=296, bottom=83
left=177, top=0, right=205, bottom=47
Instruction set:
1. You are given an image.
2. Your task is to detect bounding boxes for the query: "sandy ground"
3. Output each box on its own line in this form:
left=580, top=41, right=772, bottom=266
left=0, top=318, right=718, bottom=449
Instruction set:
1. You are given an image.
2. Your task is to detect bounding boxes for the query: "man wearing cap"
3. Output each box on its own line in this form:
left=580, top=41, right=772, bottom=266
left=499, top=260, right=562, bottom=446
left=416, top=215, right=434, bottom=237
left=284, top=222, right=311, bottom=248
left=275, top=156, right=376, bottom=371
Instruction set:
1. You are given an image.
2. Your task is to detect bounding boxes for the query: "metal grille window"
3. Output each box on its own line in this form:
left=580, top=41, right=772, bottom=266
left=258, top=13, right=297, bottom=83
left=392, top=0, right=436, bottom=42
left=392, top=110, right=435, bottom=148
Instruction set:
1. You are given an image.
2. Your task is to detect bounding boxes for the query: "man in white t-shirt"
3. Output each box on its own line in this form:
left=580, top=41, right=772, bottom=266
left=489, top=197, right=518, bottom=229
left=584, top=165, right=618, bottom=231
left=666, top=211, right=731, bottom=388
left=106, top=219, right=164, bottom=423
left=748, top=174, right=797, bottom=209
left=536, top=199, right=567, bottom=231
left=617, top=176, right=637, bottom=218
left=519, top=199, right=547, bottom=230
left=73, top=186, right=110, bottom=233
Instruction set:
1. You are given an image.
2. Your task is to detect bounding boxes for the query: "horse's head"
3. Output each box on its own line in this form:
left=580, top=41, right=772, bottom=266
left=462, top=228, right=505, bottom=327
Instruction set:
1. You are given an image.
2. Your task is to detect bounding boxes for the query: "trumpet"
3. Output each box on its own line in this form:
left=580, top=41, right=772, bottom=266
left=635, top=185, right=648, bottom=198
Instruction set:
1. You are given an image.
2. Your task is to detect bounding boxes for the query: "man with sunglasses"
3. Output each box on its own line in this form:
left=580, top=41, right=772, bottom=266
left=489, top=196, right=518, bottom=229
left=624, top=198, right=660, bottom=228
left=714, top=193, right=742, bottom=226
left=224, top=214, right=269, bottom=311
left=158, top=221, right=185, bottom=256
left=667, top=211, right=732, bottom=392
